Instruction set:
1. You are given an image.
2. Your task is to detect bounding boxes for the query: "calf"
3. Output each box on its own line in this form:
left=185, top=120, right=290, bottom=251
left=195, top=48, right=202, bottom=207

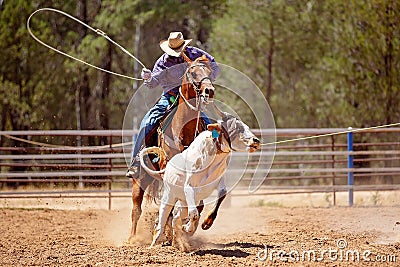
left=149, top=113, right=260, bottom=251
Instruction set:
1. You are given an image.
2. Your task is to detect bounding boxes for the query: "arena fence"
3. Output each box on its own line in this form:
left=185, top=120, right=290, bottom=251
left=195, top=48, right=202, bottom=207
left=0, top=128, right=399, bottom=209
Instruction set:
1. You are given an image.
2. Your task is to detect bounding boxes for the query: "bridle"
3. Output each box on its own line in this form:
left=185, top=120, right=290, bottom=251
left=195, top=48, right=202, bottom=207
left=178, top=62, right=214, bottom=139
left=186, top=63, right=212, bottom=89
left=179, top=63, right=213, bottom=111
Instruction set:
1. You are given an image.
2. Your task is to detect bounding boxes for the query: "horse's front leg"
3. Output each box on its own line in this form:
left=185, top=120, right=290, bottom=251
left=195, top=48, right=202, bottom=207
left=201, top=177, right=227, bottom=230
left=128, top=175, right=152, bottom=243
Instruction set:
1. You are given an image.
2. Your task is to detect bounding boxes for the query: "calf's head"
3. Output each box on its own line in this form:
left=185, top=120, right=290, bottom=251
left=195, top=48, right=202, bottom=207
left=207, top=113, right=260, bottom=153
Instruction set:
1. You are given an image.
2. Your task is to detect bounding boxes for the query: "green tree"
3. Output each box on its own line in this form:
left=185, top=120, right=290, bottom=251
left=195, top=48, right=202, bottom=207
left=210, top=0, right=400, bottom=128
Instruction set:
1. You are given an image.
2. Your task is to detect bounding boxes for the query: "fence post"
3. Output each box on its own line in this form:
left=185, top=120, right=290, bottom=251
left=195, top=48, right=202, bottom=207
left=347, top=127, right=354, bottom=206
left=331, top=135, right=336, bottom=206
left=108, top=135, right=113, bottom=210
left=77, top=134, right=83, bottom=188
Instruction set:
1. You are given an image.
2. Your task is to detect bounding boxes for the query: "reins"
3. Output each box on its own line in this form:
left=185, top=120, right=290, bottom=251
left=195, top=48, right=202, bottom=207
left=192, top=77, right=212, bottom=90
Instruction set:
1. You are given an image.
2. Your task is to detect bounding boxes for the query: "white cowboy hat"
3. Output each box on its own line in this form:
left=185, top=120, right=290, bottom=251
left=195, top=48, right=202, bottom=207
left=159, top=32, right=192, bottom=57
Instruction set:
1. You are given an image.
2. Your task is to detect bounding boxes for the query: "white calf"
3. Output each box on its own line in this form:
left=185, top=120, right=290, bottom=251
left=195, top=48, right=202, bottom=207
left=149, top=113, right=260, bottom=251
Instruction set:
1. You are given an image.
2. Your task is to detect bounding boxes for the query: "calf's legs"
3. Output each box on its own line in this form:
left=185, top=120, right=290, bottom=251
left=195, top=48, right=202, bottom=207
left=150, top=188, right=176, bottom=247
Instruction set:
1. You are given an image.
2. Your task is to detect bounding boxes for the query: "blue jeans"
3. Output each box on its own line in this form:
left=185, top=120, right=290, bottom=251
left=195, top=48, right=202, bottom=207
left=130, top=90, right=210, bottom=167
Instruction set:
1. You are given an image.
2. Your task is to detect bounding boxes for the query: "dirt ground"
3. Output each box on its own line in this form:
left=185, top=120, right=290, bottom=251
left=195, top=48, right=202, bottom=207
left=1, top=203, right=399, bottom=266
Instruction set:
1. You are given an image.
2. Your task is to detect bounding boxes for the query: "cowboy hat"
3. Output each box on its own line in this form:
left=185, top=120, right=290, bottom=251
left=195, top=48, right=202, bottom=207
left=159, top=32, right=192, bottom=57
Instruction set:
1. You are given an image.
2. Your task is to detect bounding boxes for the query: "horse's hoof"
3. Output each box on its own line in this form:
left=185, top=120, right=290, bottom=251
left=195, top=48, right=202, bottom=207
left=201, top=218, right=213, bottom=230
left=162, top=240, right=172, bottom=247
left=175, top=242, right=188, bottom=252
left=127, top=236, right=136, bottom=244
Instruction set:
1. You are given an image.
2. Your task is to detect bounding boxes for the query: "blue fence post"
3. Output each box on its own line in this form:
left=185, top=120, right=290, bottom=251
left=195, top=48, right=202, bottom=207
left=347, top=127, right=354, bottom=206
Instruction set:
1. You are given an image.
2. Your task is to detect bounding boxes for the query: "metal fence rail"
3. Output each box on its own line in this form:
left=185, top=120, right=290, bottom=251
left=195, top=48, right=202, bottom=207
left=1, top=128, right=399, bottom=208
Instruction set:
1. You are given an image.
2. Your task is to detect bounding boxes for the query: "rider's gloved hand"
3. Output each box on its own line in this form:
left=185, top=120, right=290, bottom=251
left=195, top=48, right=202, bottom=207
left=141, top=68, right=152, bottom=80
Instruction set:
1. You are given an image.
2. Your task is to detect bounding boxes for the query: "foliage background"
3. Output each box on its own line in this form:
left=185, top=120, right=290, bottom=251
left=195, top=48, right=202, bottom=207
left=0, top=0, right=399, bottom=145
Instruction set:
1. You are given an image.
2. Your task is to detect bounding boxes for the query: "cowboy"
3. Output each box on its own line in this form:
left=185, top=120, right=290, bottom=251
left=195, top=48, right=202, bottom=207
left=126, top=31, right=219, bottom=178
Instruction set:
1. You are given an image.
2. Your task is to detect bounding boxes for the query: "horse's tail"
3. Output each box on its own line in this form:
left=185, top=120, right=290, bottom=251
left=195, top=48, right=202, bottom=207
left=145, top=178, right=163, bottom=204
left=139, top=146, right=166, bottom=181
left=139, top=146, right=167, bottom=204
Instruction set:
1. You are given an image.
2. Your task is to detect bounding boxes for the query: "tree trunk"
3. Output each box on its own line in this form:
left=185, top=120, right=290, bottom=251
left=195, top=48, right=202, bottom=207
left=133, top=21, right=141, bottom=91
left=266, top=23, right=274, bottom=103
left=383, top=0, right=394, bottom=184
left=384, top=0, right=394, bottom=125
left=75, top=0, right=95, bottom=145
left=98, top=42, right=112, bottom=145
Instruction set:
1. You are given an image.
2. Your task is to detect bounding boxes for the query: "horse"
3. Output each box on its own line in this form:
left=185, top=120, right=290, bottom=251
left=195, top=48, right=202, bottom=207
left=147, top=112, right=261, bottom=251
left=128, top=53, right=216, bottom=243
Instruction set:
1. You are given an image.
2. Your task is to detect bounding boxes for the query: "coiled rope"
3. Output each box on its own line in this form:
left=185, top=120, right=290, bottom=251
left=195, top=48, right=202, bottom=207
left=27, top=7, right=146, bottom=80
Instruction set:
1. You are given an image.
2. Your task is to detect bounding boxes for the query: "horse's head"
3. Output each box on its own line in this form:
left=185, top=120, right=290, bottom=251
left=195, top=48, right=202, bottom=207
left=182, top=53, right=215, bottom=105
left=207, top=113, right=260, bottom=153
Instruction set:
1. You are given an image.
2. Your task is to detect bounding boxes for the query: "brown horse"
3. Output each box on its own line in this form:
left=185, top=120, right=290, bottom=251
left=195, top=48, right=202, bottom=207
left=128, top=54, right=216, bottom=243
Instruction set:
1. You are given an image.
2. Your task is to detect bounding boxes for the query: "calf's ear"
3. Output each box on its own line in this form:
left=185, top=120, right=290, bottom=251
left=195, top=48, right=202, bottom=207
left=208, top=123, right=222, bottom=139
left=207, top=123, right=221, bottom=133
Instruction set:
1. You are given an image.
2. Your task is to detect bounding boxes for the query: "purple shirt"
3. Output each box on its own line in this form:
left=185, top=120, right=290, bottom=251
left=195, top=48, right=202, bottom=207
left=144, top=46, right=219, bottom=93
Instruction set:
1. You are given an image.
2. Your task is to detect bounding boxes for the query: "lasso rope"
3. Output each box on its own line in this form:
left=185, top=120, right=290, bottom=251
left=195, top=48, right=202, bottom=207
left=23, top=8, right=400, bottom=149
left=2, top=134, right=133, bottom=150
left=261, top=122, right=400, bottom=146
left=3, top=122, right=399, bottom=150
left=27, top=8, right=146, bottom=81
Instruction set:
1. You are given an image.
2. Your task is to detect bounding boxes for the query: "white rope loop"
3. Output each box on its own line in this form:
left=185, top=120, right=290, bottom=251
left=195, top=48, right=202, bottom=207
left=27, top=8, right=146, bottom=81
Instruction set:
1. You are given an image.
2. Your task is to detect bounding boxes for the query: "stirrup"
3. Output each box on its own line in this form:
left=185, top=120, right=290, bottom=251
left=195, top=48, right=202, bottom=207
left=125, top=163, right=140, bottom=179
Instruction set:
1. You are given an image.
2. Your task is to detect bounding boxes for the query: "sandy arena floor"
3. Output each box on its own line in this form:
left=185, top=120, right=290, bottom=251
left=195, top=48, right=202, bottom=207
left=0, top=200, right=399, bottom=266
